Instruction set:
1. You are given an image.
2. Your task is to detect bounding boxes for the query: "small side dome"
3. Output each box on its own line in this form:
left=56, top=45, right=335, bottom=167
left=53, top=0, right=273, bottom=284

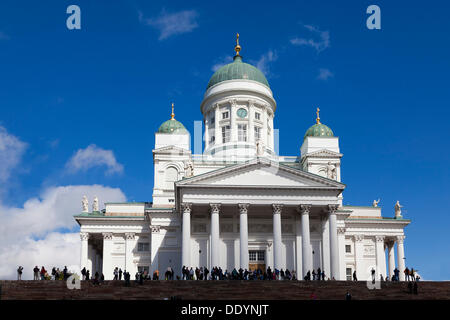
left=158, top=119, right=188, bottom=134
left=304, top=107, right=334, bottom=139
left=157, top=103, right=188, bottom=134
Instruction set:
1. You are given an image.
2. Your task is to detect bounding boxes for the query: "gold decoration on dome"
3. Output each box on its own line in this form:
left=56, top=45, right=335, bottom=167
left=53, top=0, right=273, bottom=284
left=316, top=107, right=321, bottom=124
left=171, top=102, right=175, bottom=120
left=234, top=33, right=241, bottom=56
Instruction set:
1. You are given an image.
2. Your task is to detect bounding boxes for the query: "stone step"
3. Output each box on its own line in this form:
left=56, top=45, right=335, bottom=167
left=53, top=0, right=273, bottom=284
left=1, top=280, right=448, bottom=300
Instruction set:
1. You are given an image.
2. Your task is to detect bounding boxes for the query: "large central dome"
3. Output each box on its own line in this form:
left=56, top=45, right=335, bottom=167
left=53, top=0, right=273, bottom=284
left=207, top=55, right=270, bottom=90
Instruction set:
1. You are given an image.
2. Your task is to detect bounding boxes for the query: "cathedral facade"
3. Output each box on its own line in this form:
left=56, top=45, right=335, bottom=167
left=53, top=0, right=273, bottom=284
left=75, top=38, right=410, bottom=281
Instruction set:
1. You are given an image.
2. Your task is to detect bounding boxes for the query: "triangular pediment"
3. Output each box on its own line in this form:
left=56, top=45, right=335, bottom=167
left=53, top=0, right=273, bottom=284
left=176, top=157, right=345, bottom=189
left=303, top=149, right=343, bottom=158
left=153, top=145, right=191, bottom=155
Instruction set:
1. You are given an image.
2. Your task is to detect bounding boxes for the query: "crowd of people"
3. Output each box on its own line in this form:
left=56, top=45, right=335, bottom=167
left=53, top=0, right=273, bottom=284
left=16, top=265, right=73, bottom=281
left=180, top=266, right=299, bottom=281
left=17, top=264, right=420, bottom=284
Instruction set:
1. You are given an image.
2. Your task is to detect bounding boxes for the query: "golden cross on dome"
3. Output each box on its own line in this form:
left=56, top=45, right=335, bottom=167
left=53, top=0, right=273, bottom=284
left=316, top=107, right=321, bottom=124
left=171, top=102, right=175, bottom=120
left=234, top=33, right=241, bottom=56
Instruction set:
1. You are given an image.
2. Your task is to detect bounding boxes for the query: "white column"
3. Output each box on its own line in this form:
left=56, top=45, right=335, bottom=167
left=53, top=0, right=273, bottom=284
left=354, top=235, right=364, bottom=280
left=80, top=233, right=89, bottom=272
left=248, top=101, right=255, bottom=144
left=337, top=227, right=346, bottom=280
left=388, top=241, right=396, bottom=279
left=125, top=233, right=135, bottom=274
left=210, top=203, right=221, bottom=268
left=321, top=216, right=330, bottom=277
left=328, top=205, right=339, bottom=280
left=375, top=236, right=386, bottom=279
left=204, top=119, right=209, bottom=149
left=261, top=106, right=268, bottom=147
left=295, top=216, right=303, bottom=279
left=102, top=232, right=113, bottom=280
left=181, top=203, right=192, bottom=268
left=214, top=104, right=220, bottom=146
left=238, top=204, right=249, bottom=270
left=230, top=100, right=237, bottom=142
left=300, top=205, right=312, bottom=278
left=272, top=204, right=283, bottom=273
left=397, top=235, right=406, bottom=281
left=151, top=226, right=160, bottom=274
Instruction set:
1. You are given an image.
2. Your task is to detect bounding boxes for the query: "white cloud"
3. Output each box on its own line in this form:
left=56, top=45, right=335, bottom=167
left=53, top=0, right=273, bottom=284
left=65, top=144, right=124, bottom=175
left=290, top=24, right=330, bottom=53
left=253, top=50, right=278, bottom=76
left=317, top=68, right=334, bottom=80
left=0, top=184, right=126, bottom=280
left=0, top=126, right=27, bottom=185
left=139, top=9, right=199, bottom=40
left=211, top=55, right=233, bottom=72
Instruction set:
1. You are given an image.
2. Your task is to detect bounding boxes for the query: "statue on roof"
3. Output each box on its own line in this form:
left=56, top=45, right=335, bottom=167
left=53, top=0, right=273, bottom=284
left=394, top=200, right=403, bottom=218
left=82, top=195, right=89, bottom=212
left=373, top=199, right=380, bottom=207
left=326, top=161, right=337, bottom=180
left=93, top=196, right=99, bottom=212
left=184, top=160, right=194, bottom=178
left=256, top=140, right=264, bottom=157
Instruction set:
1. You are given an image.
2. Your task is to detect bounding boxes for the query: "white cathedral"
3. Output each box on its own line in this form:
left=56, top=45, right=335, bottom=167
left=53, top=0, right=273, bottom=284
left=75, top=36, right=411, bottom=281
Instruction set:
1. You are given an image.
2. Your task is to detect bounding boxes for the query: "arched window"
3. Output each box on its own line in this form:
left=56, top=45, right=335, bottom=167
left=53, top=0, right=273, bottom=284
left=165, top=166, right=178, bottom=189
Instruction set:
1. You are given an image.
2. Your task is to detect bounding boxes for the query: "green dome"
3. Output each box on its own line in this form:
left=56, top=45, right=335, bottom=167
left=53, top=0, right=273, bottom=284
left=207, top=55, right=269, bottom=89
left=304, top=123, right=334, bottom=139
left=158, top=119, right=188, bottom=134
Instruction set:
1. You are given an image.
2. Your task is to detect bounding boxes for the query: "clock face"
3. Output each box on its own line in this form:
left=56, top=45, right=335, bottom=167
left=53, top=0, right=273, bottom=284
left=237, top=108, right=247, bottom=118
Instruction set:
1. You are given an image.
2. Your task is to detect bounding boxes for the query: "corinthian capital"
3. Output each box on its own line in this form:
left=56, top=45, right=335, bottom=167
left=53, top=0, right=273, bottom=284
left=181, top=202, right=192, bottom=214
left=396, top=235, right=405, bottom=243
left=102, top=232, right=113, bottom=240
left=80, top=232, right=89, bottom=241
left=125, top=232, right=135, bottom=240
left=354, top=234, right=364, bottom=242
left=238, top=203, right=249, bottom=214
left=272, top=204, right=283, bottom=215
left=375, top=235, right=385, bottom=243
left=298, top=204, right=311, bottom=215
left=210, top=203, right=221, bottom=214
left=328, top=204, right=339, bottom=215
left=150, top=225, right=160, bottom=234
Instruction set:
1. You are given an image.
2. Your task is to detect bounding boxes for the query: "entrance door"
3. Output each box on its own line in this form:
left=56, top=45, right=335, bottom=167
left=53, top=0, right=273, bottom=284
left=248, top=250, right=265, bottom=271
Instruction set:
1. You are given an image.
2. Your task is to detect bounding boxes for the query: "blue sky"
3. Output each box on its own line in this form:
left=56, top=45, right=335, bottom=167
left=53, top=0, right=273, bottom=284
left=0, top=0, right=449, bottom=280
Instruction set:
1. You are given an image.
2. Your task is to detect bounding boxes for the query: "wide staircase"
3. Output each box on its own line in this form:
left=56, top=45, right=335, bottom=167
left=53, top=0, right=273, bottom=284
left=0, top=280, right=448, bottom=300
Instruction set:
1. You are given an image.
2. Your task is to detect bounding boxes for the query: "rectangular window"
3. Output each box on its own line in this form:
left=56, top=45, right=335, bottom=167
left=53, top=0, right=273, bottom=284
left=254, top=126, right=261, bottom=141
left=210, top=135, right=215, bottom=143
left=257, top=251, right=265, bottom=261
left=249, top=250, right=265, bottom=262
left=138, top=242, right=150, bottom=252
left=255, top=112, right=261, bottom=120
left=346, top=268, right=352, bottom=281
left=238, top=124, right=247, bottom=142
left=211, top=117, right=215, bottom=125
left=222, top=125, right=230, bottom=143
left=345, top=245, right=351, bottom=253
left=222, top=111, right=229, bottom=119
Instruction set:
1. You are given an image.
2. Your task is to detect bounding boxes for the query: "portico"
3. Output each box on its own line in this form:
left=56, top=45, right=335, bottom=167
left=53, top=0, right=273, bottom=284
left=175, top=157, right=345, bottom=278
